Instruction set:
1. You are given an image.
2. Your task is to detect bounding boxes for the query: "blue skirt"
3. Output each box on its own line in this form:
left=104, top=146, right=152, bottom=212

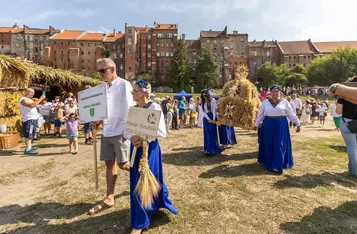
left=257, top=117, right=294, bottom=173
left=130, top=139, right=178, bottom=229
left=203, top=113, right=223, bottom=155
left=218, top=125, right=237, bottom=146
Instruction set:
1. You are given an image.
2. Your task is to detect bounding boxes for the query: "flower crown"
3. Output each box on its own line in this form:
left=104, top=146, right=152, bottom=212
left=135, top=79, right=149, bottom=89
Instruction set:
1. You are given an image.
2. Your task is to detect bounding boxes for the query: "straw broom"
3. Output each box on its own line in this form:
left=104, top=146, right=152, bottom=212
left=134, top=135, right=162, bottom=209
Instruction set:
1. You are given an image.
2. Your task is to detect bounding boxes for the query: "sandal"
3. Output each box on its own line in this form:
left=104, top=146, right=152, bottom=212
left=88, top=201, right=114, bottom=216
left=131, top=229, right=143, bottom=234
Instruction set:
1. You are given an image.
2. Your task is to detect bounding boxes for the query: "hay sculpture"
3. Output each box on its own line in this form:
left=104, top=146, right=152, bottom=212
left=134, top=136, right=161, bottom=209
left=217, top=65, right=261, bottom=129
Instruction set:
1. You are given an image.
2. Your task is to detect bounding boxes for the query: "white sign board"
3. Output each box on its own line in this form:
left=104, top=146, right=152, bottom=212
left=124, top=107, right=161, bottom=140
left=78, top=84, right=108, bottom=123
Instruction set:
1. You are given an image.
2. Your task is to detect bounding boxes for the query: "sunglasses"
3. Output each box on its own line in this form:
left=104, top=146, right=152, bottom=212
left=97, top=67, right=112, bottom=74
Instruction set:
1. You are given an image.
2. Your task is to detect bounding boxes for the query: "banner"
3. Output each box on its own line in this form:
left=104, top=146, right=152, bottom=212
left=78, top=84, right=108, bottom=123
left=124, top=107, right=161, bottom=140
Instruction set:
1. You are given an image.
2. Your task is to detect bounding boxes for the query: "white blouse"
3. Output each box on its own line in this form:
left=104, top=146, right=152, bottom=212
left=202, top=98, right=217, bottom=121
left=255, top=99, right=300, bottom=127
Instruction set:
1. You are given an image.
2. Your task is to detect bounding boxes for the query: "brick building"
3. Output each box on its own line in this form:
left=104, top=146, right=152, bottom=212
left=248, top=40, right=279, bottom=81
left=277, top=40, right=319, bottom=68
left=313, top=41, right=357, bottom=55
left=185, top=27, right=249, bottom=86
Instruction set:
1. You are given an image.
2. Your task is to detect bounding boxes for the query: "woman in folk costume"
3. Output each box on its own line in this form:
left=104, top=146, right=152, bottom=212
left=201, top=89, right=223, bottom=155
left=254, top=85, right=301, bottom=173
left=128, top=80, right=178, bottom=234
left=217, top=96, right=237, bottom=148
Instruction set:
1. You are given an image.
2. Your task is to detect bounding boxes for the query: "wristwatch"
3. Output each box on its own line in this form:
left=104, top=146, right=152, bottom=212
left=329, top=84, right=339, bottom=94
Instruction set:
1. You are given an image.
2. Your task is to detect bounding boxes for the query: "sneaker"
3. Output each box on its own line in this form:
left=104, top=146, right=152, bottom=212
left=69, top=150, right=73, bottom=153
left=24, top=149, right=38, bottom=155
left=31, top=146, right=39, bottom=150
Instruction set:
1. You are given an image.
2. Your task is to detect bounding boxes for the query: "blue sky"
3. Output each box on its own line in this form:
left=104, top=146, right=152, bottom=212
left=1, top=0, right=356, bottom=42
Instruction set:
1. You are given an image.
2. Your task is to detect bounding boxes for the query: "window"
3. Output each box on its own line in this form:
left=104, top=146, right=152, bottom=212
left=213, top=40, right=216, bottom=44
left=112, top=44, right=115, bottom=49
left=303, top=64, right=306, bottom=67
left=304, top=56, right=306, bottom=58
left=88, top=43, right=91, bottom=46
left=35, top=39, right=38, bottom=43
left=148, top=44, right=151, bottom=49
left=128, top=28, right=132, bottom=34
left=128, top=48, right=132, bottom=54
left=61, top=42, right=63, bottom=45
left=229, top=38, right=233, bottom=42
left=193, top=51, right=196, bottom=55
left=156, top=43, right=160, bottom=47
left=122, top=44, right=125, bottom=48
left=68, top=42, right=70, bottom=45
left=117, top=44, right=120, bottom=49
left=240, top=38, right=244, bottom=42
left=308, top=56, right=310, bottom=58
left=120, top=64, right=123, bottom=70
left=170, top=52, right=173, bottom=56
left=166, top=43, right=169, bottom=47
left=120, top=54, right=123, bottom=58
left=148, top=62, right=151, bottom=67
left=171, top=43, right=173, bottom=47
left=166, top=33, right=173, bottom=39
left=157, top=52, right=160, bottom=57
left=88, top=52, right=91, bottom=55
left=293, top=64, right=295, bottom=66
left=160, top=52, right=164, bottom=56
left=148, top=53, right=151, bottom=58
left=82, top=51, right=84, bottom=55
left=61, top=51, right=64, bottom=55
left=254, top=48, right=257, bottom=56
left=266, top=49, right=270, bottom=57
left=54, top=42, right=56, bottom=45
left=88, top=60, right=90, bottom=63
left=293, top=56, right=296, bottom=59
left=129, top=66, right=132, bottom=72
left=148, top=35, right=151, bottom=40
left=82, top=67, right=84, bottom=70
left=289, top=56, right=291, bottom=59
left=128, top=38, right=132, bottom=45
left=82, top=60, right=84, bottom=63
left=207, top=40, right=210, bottom=43
left=161, top=43, right=164, bottom=48
left=166, top=52, right=169, bottom=57
left=194, top=59, right=196, bottom=64
left=95, top=43, right=97, bottom=46
left=81, top=43, right=84, bottom=46
left=157, top=33, right=164, bottom=38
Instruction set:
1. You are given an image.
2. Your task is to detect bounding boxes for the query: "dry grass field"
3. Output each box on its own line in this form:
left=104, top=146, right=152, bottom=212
left=1, top=117, right=357, bottom=234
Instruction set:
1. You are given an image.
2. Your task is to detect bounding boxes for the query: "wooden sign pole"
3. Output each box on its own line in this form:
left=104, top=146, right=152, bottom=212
left=92, top=128, right=99, bottom=190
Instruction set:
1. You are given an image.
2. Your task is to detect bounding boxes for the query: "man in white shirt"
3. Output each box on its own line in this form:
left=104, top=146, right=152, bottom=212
left=292, top=94, right=302, bottom=119
left=89, top=58, right=134, bottom=215
left=19, top=88, right=45, bottom=155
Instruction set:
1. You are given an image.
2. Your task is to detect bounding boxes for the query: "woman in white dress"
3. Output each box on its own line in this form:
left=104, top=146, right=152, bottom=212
left=197, top=97, right=203, bottom=128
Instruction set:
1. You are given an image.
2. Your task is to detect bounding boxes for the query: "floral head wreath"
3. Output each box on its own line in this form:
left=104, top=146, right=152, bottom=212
left=135, top=79, right=149, bottom=89
left=270, top=85, right=282, bottom=91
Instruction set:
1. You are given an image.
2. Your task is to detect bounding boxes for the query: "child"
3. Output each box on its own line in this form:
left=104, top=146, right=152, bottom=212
left=62, top=113, right=79, bottom=154
left=318, top=103, right=328, bottom=128
left=53, top=103, right=64, bottom=137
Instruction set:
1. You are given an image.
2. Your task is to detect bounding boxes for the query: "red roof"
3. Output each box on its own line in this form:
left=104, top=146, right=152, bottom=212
left=278, top=40, right=318, bottom=54
left=185, top=40, right=201, bottom=50
left=314, top=41, right=357, bottom=53
left=0, top=27, right=15, bottom=33
left=136, top=27, right=152, bottom=33
left=51, top=30, right=85, bottom=40
left=78, top=32, right=106, bottom=41
left=104, top=33, right=125, bottom=42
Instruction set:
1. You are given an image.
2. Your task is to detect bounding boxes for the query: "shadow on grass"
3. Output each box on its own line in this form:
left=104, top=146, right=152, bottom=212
left=163, top=150, right=258, bottom=166
left=274, top=172, right=357, bottom=189
left=0, top=202, right=93, bottom=227
left=199, top=163, right=280, bottom=179
left=0, top=150, right=20, bottom=156
left=330, top=145, right=347, bottom=153
left=280, top=201, right=357, bottom=234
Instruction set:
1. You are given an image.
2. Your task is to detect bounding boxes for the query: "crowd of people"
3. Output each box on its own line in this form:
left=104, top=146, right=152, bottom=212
left=17, top=55, right=357, bottom=233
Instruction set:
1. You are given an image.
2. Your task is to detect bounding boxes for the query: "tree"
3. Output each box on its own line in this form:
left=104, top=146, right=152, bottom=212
left=256, top=62, right=279, bottom=87
left=284, top=73, right=308, bottom=88
left=90, top=73, right=101, bottom=80
left=168, top=38, right=191, bottom=91
left=194, top=44, right=220, bottom=90
left=307, top=46, right=357, bottom=85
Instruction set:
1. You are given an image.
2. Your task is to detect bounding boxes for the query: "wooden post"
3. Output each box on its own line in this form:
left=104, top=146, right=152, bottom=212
left=92, top=128, right=99, bottom=190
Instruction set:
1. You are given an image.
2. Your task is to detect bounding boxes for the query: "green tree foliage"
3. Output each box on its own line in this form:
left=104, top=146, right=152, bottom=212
left=307, top=47, right=357, bottom=85
left=194, top=44, right=220, bottom=90
left=256, top=62, right=279, bottom=87
left=168, top=38, right=191, bottom=91
left=90, top=73, right=101, bottom=80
